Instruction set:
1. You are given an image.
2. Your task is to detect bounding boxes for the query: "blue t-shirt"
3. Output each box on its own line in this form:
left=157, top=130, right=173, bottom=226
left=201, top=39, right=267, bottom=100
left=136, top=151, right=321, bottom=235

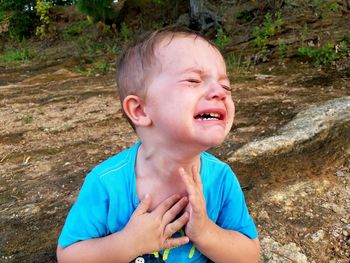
left=58, top=142, right=258, bottom=262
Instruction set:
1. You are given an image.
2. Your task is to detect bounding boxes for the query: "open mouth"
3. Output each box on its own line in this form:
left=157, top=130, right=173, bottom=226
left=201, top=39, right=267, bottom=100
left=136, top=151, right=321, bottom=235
left=194, top=112, right=223, bottom=120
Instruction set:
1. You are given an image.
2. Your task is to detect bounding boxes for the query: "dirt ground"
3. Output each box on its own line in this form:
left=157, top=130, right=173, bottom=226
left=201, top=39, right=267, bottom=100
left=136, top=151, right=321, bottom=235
left=0, top=45, right=350, bottom=262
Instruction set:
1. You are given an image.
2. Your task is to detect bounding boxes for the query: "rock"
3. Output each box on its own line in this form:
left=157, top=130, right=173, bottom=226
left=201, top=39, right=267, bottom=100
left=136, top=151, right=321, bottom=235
left=311, top=230, right=325, bottom=242
left=257, top=209, right=270, bottom=221
left=335, top=170, right=345, bottom=177
left=229, top=97, right=350, bottom=163
left=260, top=237, right=308, bottom=263
left=176, top=13, right=191, bottom=27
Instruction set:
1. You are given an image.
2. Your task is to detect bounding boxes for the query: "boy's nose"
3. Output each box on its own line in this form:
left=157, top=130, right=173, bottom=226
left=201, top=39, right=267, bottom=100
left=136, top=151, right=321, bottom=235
left=206, top=81, right=226, bottom=100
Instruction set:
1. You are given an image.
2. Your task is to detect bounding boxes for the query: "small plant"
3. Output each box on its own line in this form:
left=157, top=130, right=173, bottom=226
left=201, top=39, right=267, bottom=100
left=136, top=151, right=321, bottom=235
left=225, top=53, right=251, bottom=73
left=214, top=28, right=232, bottom=51
left=92, top=61, right=112, bottom=74
left=0, top=40, right=33, bottom=63
left=15, top=114, right=33, bottom=124
left=330, top=2, right=339, bottom=12
left=0, top=10, right=5, bottom=22
left=297, top=42, right=339, bottom=65
left=337, top=41, right=349, bottom=55
left=312, top=0, right=340, bottom=18
left=120, top=22, right=131, bottom=43
left=300, top=23, right=309, bottom=47
left=35, top=0, right=53, bottom=39
left=237, top=10, right=254, bottom=24
left=24, top=114, right=33, bottom=124
left=63, top=20, right=91, bottom=40
left=278, top=38, right=287, bottom=57
left=252, top=12, right=283, bottom=50
left=341, top=32, right=350, bottom=43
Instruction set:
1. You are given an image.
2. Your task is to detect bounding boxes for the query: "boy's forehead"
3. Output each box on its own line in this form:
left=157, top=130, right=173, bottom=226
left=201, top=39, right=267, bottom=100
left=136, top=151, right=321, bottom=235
left=156, top=35, right=215, bottom=55
left=155, top=35, right=223, bottom=65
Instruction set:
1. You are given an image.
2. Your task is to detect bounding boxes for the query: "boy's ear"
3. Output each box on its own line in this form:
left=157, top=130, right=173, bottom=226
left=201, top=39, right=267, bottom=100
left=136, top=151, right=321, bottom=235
left=123, top=95, right=152, bottom=127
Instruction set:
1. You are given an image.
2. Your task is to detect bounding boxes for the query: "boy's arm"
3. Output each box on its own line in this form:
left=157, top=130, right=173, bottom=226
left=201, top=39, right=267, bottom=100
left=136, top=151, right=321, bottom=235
left=57, top=231, right=137, bottom=263
left=193, top=222, right=260, bottom=263
left=180, top=167, right=260, bottom=263
left=57, top=194, right=190, bottom=263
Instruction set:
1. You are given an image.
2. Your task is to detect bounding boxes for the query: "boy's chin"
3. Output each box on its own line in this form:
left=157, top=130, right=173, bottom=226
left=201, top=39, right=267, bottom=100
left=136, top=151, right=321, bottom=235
left=198, top=136, right=226, bottom=149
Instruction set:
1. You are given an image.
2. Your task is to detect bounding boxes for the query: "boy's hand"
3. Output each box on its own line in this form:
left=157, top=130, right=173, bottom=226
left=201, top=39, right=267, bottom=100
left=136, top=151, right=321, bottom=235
left=122, top=194, right=190, bottom=257
left=179, top=166, right=210, bottom=244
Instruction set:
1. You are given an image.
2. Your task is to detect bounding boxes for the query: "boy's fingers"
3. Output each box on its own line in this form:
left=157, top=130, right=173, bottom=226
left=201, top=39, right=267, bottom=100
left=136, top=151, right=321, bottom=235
left=164, top=236, right=190, bottom=250
left=179, top=168, right=196, bottom=196
left=134, top=194, right=152, bottom=215
left=189, top=195, right=202, bottom=214
left=154, top=194, right=181, bottom=216
left=192, top=166, right=203, bottom=191
left=164, top=211, right=189, bottom=238
left=162, top=196, right=188, bottom=224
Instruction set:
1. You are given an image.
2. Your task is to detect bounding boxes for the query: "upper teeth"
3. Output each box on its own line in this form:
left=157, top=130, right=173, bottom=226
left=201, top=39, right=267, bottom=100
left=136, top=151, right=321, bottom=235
left=200, top=113, right=220, bottom=118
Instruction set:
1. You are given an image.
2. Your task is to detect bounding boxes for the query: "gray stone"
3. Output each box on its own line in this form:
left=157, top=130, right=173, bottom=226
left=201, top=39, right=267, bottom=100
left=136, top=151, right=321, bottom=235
left=260, top=237, right=308, bottom=263
left=229, top=97, right=350, bottom=163
left=176, top=13, right=191, bottom=27
left=311, top=230, right=325, bottom=242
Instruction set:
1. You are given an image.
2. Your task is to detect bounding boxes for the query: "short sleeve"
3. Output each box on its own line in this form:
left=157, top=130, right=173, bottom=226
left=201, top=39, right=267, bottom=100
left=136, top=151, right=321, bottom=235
left=58, top=172, right=109, bottom=248
left=216, top=168, right=258, bottom=239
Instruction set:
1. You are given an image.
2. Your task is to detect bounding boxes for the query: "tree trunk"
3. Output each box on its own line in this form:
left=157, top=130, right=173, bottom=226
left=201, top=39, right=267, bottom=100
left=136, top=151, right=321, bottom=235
left=189, top=0, right=222, bottom=33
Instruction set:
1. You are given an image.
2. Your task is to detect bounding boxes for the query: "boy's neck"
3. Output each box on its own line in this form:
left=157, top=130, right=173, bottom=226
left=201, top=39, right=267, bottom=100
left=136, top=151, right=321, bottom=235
left=136, top=141, right=202, bottom=180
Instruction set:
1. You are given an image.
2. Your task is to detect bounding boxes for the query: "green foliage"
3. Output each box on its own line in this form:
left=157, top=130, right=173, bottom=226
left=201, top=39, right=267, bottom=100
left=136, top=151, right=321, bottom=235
left=297, top=42, right=339, bottom=65
left=338, top=41, right=349, bottom=54
left=92, top=60, right=111, bottom=74
left=76, top=0, right=117, bottom=23
left=0, top=10, right=5, bottom=21
left=252, top=12, right=283, bottom=50
left=24, top=114, right=33, bottom=124
left=225, top=53, right=252, bottom=82
left=329, top=2, right=339, bottom=12
left=152, top=0, right=165, bottom=5
left=236, top=10, right=254, bottom=24
left=278, top=38, right=287, bottom=57
left=73, top=58, right=114, bottom=76
left=15, top=113, right=33, bottom=124
left=214, top=28, right=232, bottom=51
left=341, top=32, right=350, bottom=43
left=300, top=23, right=309, bottom=47
left=63, top=20, right=90, bottom=40
left=120, top=22, right=131, bottom=43
left=35, top=0, right=53, bottom=39
left=312, top=0, right=340, bottom=18
left=66, top=22, right=121, bottom=76
left=225, top=53, right=251, bottom=71
left=0, top=0, right=36, bottom=12
left=8, top=11, right=36, bottom=38
left=0, top=0, right=37, bottom=38
left=0, top=40, right=33, bottom=63
left=51, top=0, right=75, bottom=6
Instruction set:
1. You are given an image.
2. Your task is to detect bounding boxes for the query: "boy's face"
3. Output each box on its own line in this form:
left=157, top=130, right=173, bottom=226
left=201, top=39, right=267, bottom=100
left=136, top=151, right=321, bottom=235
left=143, top=35, right=235, bottom=149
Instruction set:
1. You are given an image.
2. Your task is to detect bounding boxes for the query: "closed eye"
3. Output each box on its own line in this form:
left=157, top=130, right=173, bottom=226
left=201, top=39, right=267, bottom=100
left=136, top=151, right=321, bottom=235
left=222, top=85, right=232, bottom=92
left=186, top=79, right=201, bottom=83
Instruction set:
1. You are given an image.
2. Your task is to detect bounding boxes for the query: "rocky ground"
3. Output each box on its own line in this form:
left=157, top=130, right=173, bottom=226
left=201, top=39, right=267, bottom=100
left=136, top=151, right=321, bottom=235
left=0, top=46, right=349, bottom=262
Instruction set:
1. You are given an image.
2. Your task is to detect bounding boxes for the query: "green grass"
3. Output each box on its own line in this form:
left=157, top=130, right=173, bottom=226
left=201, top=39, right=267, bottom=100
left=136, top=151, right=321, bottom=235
left=0, top=48, right=33, bottom=63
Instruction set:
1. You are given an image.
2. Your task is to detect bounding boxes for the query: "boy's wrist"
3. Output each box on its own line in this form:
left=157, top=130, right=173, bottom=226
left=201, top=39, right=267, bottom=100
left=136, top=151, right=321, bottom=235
left=191, top=219, right=217, bottom=249
left=114, top=229, right=143, bottom=261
